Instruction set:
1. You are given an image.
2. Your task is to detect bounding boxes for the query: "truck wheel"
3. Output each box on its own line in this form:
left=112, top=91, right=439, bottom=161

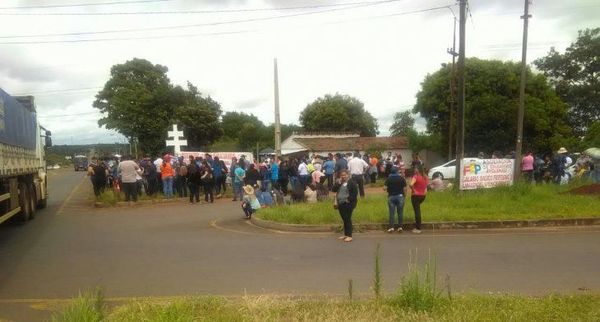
left=28, top=185, right=37, bottom=219
left=16, top=182, right=32, bottom=222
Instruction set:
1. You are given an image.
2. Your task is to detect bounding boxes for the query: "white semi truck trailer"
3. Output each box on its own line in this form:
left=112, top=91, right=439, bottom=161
left=0, top=88, right=51, bottom=224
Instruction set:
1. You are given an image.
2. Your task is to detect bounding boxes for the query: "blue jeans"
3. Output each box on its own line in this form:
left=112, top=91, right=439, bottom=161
left=233, top=182, right=243, bottom=201
left=388, top=194, right=405, bottom=229
left=290, top=176, right=299, bottom=190
left=162, top=176, right=174, bottom=198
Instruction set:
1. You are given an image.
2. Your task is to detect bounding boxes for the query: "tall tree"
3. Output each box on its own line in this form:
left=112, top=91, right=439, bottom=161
left=414, top=58, right=572, bottom=155
left=221, top=112, right=266, bottom=150
left=534, top=28, right=600, bottom=136
left=93, top=58, right=175, bottom=156
left=173, top=82, right=223, bottom=150
left=299, top=94, right=379, bottom=136
left=389, top=111, right=415, bottom=136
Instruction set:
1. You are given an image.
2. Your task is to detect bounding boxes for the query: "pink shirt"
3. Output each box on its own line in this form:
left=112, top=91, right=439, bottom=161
left=522, top=155, right=534, bottom=171
left=411, top=174, right=428, bottom=196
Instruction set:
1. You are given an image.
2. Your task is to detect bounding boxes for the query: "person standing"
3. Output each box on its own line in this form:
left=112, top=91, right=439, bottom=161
left=160, top=156, right=175, bottom=198
left=270, top=158, right=279, bottom=189
left=384, top=167, right=408, bottom=232
left=213, top=157, right=223, bottom=198
left=334, top=153, right=348, bottom=179
left=409, top=166, right=428, bottom=234
left=88, top=158, right=108, bottom=197
left=323, top=154, right=335, bottom=191
left=278, top=160, right=290, bottom=195
left=369, top=154, right=379, bottom=184
left=288, top=158, right=299, bottom=190
left=332, top=170, right=358, bottom=242
left=521, top=151, right=534, bottom=183
left=219, top=159, right=228, bottom=194
left=233, top=159, right=246, bottom=201
left=259, top=162, right=271, bottom=191
left=553, top=148, right=568, bottom=184
left=348, top=152, right=369, bottom=198
left=187, top=155, right=200, bottom=204
left=176, top=158, right=189, bottom=198
left=298, top=158, right=310, bottom=189
left=201, top=161, right=215, bottom=203
left=118, top=156, right=142, bottom=203
left=153, top=155, right=163, bottom=193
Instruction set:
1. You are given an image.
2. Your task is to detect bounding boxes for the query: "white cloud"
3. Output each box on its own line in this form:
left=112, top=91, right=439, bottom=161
left=1, top=0, right=598, bottom=144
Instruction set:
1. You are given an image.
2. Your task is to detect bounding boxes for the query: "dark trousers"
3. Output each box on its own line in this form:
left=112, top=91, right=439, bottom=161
left=522, top=170, right=533, bottom=183
left=176, top=176, right=188, bottom=197
left=338, top=202, right=354, bottom=237
left=278, top=178, right=289, bottom=195
left=214, top=176, right=222, bottom=195
left=299, top=175, right=310, bottom=189
left=370, top=172, right=377, bottom=184
left=122, top=182, right=138, bottom=202
left=352, top=174, right=365, bottom=197
left=203, top=180, right=214, bottom=202
left=411, top=195, right=426, bottom=230
left=147, top=176, right=158, bottom=196
left=92, top=179, right=106, bottom=197
left=325, top=174, right=334, bottom=191
left=242, top=203, right=255, bottom=217
left=188, top=182, right=199, bottom=203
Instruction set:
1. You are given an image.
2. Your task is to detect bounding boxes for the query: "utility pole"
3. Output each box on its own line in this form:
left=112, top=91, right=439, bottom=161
left=273, top=58, right=282, bottom=161
left=454, top=0, right=467, bottom=188
left=447, top=16, right=458, bottom=161
left=514, top=0, right=531, bottom=183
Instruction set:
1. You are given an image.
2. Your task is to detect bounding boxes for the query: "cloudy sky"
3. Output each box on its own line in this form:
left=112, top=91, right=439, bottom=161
left=1, top=0, right=598, bottom=145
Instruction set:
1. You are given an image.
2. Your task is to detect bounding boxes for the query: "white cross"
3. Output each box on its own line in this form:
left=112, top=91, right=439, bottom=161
left=165, top=124, right=187, bottom=156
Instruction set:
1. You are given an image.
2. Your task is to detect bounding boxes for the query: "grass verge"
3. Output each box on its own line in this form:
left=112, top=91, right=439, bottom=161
left=258, top=182, right=600, bottom=225
left=54, top=293, right=600, bottom=322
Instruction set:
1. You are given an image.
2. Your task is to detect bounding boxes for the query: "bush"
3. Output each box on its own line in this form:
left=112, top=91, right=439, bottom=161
left=52, top=289, right=105, bottom=322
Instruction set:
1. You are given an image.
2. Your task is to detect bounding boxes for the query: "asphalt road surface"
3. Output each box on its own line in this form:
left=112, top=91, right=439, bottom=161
left=1, top=169, right=599, bottom=321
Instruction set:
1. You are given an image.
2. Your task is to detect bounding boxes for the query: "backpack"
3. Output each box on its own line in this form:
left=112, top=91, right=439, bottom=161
left=179, top=164, right=188, bottom=177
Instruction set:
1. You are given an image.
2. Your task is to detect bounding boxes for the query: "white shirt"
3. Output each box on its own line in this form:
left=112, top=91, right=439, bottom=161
left=298, top=162, right=309, bottom=176
left=348, top=157, right=368, bottom=175
left=154, top=158, right=163, bottom=173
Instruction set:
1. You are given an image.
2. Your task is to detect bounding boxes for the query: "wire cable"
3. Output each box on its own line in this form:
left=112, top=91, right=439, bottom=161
left=0, top=0, right=402, bottom=39
left=0, top=0, right=172, bottom=10
left=0, top=0, right=401, bottom=15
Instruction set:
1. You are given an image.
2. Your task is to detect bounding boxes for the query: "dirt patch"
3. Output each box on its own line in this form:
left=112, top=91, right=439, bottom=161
left=568, top=184, right=600, bottom=196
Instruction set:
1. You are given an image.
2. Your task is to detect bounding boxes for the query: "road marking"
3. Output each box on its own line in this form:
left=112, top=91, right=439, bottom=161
left=56, top=176, right=87, bottom=216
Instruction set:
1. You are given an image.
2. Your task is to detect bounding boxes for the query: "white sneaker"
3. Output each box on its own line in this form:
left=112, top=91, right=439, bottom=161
left=386, top=228, right=395, bottom=233
left=397, top=227, right=403, bottom=233
left=412, top=228, right=422, bottom=234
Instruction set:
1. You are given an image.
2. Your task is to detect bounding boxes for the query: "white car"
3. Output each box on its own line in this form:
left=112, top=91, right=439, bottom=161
left=428, top=158, right=480, bottom=180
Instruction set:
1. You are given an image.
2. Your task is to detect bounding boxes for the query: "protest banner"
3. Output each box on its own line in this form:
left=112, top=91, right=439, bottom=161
left=460, top=158, right=515, bottom=190
left=180, top=152, right=254, bottom=169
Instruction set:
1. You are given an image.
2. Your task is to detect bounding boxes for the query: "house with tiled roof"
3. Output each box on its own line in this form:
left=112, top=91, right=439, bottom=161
left=281, top=132, right=443, bottom=166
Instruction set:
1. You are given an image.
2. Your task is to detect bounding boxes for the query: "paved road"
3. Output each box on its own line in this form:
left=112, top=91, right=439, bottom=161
left=1, top=170, right=599, bottom=321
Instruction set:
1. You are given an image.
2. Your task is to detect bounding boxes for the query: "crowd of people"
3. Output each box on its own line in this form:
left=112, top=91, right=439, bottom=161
left=87, top=150, right=429, bottom=243
left=85, top=146, right=597, bottom=243
left=520, top=147, right=599, bottom=185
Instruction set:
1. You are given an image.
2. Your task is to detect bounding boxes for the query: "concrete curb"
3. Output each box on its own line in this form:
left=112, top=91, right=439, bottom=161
left=251, top=216, right=600, bottom=233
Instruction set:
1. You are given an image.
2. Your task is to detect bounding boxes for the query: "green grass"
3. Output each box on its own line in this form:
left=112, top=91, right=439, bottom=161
left=54, top=293, right=600, bottom=322
left=258, top=183, right=600, bottom=225
left=91, top=187, right=234, bottom=206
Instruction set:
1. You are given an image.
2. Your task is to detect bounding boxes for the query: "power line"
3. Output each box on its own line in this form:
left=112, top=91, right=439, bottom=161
left=0, top=0, right=172, bottom=10
left=0, top=0, right=402, bottom=39
left=0, top=0, right=401, bottom=16
left=0, top=4, right=453, bottom=45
